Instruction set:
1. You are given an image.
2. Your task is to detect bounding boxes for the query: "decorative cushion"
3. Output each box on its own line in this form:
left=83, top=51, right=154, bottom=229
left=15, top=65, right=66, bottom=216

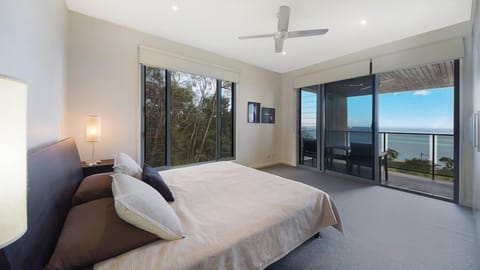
left=72, top=173, right=113, bottom=206
left=46, top=198, right=158, bottom=270
left=112, top=173, right=184, bottom=240
left=142, top=165, right=174, bottom=202
left=113, top=152, right=142, bottom=179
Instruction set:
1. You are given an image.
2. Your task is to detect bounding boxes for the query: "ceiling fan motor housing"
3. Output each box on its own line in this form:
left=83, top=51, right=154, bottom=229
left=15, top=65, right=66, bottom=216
left=275, top=31, right=288, bottom=40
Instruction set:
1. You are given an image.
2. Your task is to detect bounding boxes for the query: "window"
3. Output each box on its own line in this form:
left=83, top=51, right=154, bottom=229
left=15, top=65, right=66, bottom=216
left=170, top=71, right=217, bottom=165
left=142, top=66, right=235, bottom=168
left=144, top=67, right=167, bottom=167
left=220, top=81, right=234, bottom=158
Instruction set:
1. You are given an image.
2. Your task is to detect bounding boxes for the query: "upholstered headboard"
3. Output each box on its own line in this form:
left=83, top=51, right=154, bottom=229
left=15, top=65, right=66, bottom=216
left=2, top=138, right=83, bottom=270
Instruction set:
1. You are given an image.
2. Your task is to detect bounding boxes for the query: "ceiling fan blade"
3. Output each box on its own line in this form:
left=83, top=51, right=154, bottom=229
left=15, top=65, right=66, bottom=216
left=275, top=39, right=284, bottom=53
left=238, top=33, right=275, bottom=39
left=277, top=6, right=290, bottom=32
left=287, top=29, right=329, bottom=38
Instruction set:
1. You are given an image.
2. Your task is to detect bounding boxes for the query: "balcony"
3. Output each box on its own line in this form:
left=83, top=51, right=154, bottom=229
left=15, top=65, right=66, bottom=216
left=380, top=132, right=454, bottom=200
left=300, top=130, right=455, bottom=200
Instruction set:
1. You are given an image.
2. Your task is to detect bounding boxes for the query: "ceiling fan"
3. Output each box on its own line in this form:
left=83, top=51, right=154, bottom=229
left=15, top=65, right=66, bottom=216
left=238, top=5, right=329, bottom=53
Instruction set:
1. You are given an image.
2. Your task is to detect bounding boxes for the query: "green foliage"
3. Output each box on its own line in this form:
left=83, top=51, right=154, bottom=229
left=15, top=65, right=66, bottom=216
left=145, top=68, right=166, bottom=167
left=439, top=156, right=454, bottom=169
left=386, top=148, right=399, bottom=161
left=404, top=158, right=432, bottom=173
left=144, top=68, right=234, bottom=167
left=389, top=158, right=431, bottom=174
left=170, top=71, right=217, bottom=165
left=220, top=81, right=234, bottom=157
left=388, top=155, right=454, bottom=181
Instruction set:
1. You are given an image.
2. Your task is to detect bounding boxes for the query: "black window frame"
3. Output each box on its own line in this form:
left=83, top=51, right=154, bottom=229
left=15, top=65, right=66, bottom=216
left=141, top=65, right=236, bottom=169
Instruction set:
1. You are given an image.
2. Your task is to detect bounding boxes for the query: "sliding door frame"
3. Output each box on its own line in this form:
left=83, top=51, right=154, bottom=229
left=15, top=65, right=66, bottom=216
left=453, top=59, right=460, bottom=203
left=319, top=84, right=326, bottom=172
left=372, top=74, right=380, bottom=182
left=296, top=59, right=460, bottom=203
left=297, top=86, right=323, bottom=170
left=377, top=59, right=460, bottom=203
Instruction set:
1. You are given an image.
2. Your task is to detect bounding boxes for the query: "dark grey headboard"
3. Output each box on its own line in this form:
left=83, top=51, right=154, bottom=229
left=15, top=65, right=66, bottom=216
left=2, top=138, right=83, bottom=270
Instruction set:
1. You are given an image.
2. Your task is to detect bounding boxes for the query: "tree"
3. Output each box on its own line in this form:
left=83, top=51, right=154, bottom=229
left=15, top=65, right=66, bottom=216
left=386, top=148, right=399, bottom=161
left=144, top=68, right=234, bottom=166
left=170, top=71, right=217, bottom=165
left=145, top=67, right=167, bottom=167
left=439, top=157, right=454, bottom=169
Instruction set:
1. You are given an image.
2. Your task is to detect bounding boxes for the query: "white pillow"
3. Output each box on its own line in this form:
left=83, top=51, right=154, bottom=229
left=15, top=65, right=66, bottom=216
left=112, top=173, right=184, bottom=240
left=113, top=152, right=143, bottom=179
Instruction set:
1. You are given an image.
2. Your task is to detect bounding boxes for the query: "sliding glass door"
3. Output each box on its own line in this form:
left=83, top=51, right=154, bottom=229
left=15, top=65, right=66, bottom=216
left=296, top=59, right=459, bottom=202
left=377, top=60, right=458, bottom=200
left=324, top=76, right=375, bottom=179
left=299, top=87, right=319, bottom=168
left=297, top=76, right=375, bottom=178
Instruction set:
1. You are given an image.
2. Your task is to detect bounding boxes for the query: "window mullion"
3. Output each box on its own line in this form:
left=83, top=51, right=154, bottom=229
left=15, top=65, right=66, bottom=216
left=216, top=80, right=222, bottom=160
left=166, top=70, right=172, bottom=167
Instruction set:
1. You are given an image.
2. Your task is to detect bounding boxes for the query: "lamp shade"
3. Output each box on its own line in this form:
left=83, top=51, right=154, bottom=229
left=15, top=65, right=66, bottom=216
left=0, top=76, right=27, bottom=248
left=86, top=115, right=102, bottom=142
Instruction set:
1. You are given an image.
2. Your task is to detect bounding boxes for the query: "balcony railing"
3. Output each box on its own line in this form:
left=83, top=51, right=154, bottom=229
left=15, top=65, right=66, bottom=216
left=300, top=129, right=454, bottom=182
left=380, top=132, right=454, bottom=182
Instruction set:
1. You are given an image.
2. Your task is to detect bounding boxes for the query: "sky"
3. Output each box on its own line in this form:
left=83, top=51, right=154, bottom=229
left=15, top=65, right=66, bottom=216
left=301, top=87, right=454, bottom=133
left=378, top=87, right=453, bottom=132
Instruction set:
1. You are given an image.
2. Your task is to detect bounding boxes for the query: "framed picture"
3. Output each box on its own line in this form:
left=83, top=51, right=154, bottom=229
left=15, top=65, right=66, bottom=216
left=247, top=102, right=261, bottom=123
left=261, top=107, right=275, bottom=124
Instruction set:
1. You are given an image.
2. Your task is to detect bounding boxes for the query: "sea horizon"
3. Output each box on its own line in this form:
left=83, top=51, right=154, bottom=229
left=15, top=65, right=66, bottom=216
left=301, top=126, right=454, bottom=135
left=300, top=125, right=454, bottom=163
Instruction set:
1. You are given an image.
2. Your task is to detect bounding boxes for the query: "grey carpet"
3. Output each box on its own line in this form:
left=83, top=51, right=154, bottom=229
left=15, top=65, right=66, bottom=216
left=261, top=164, right=480, bottom=270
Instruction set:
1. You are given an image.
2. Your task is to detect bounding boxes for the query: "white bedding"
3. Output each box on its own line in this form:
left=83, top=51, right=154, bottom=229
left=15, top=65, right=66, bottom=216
left=95, top=161, right=342, bottom=270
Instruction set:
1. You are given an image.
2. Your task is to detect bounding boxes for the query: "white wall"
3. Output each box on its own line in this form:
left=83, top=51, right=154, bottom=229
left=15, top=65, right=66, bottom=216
left=66, top=12, right=281, bottom=168
left=279, top=22, right=476, bottom=206
left=470, top=0, right=480, bottom=237
left=0, top=0, right=67, bottom=150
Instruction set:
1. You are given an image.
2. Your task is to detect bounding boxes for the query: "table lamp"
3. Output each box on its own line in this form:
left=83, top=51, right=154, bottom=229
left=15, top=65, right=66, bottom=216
left=0, top=76, right=27, bottom=248
left=85, top=115, right=102, bottom=166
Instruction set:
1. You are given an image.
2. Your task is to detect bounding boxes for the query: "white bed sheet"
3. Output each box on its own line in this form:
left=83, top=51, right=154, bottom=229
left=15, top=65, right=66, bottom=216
left=95, top=161, right=342, bottom=270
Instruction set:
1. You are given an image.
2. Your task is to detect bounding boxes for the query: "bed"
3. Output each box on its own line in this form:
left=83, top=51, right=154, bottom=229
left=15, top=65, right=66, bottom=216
left=2, top=138, right=342, bottom=270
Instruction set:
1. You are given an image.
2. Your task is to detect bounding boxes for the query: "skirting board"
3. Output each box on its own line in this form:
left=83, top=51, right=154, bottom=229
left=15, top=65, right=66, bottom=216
left=252, top=161, right=289, bottom=169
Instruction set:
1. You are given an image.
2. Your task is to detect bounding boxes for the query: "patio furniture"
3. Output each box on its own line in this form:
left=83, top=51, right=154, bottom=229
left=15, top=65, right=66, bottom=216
left=325, top=145, right=350, bottom=172
left=301, top=138, right=317, bottom=166
left=349, top=143, right=388, bottom=180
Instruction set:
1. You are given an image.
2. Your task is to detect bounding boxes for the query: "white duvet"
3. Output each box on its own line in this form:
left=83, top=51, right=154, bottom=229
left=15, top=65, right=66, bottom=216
left=95, top=161, right=342, bottom=270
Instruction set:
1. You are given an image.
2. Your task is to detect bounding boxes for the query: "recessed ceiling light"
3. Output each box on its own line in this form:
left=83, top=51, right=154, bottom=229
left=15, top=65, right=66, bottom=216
left=281, top=51, right=287, bottom=55
left=360, top=19, right=367, bottom=25
left=171, top=5, right=179, bottom=12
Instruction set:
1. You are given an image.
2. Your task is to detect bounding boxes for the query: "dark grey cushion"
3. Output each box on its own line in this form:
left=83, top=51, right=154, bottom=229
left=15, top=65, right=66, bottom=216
left=142, top=165, right=174, bottom=201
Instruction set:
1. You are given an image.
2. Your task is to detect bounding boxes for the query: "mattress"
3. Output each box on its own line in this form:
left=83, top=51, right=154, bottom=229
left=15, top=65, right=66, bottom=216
left=95, top=161, right=342, bottom=270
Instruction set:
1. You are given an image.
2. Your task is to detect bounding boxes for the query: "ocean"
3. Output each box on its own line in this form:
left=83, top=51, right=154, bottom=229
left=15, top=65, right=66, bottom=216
left=301, top=126, right=454, bottom=166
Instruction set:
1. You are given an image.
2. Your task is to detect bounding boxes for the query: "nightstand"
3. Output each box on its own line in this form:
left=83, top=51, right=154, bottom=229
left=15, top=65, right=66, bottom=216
left=81, top=159, right=114, bottom=177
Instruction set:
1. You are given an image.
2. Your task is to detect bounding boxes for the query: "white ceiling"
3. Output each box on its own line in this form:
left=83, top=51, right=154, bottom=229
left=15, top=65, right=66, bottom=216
left=65, top=0, right=472, bottom=73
